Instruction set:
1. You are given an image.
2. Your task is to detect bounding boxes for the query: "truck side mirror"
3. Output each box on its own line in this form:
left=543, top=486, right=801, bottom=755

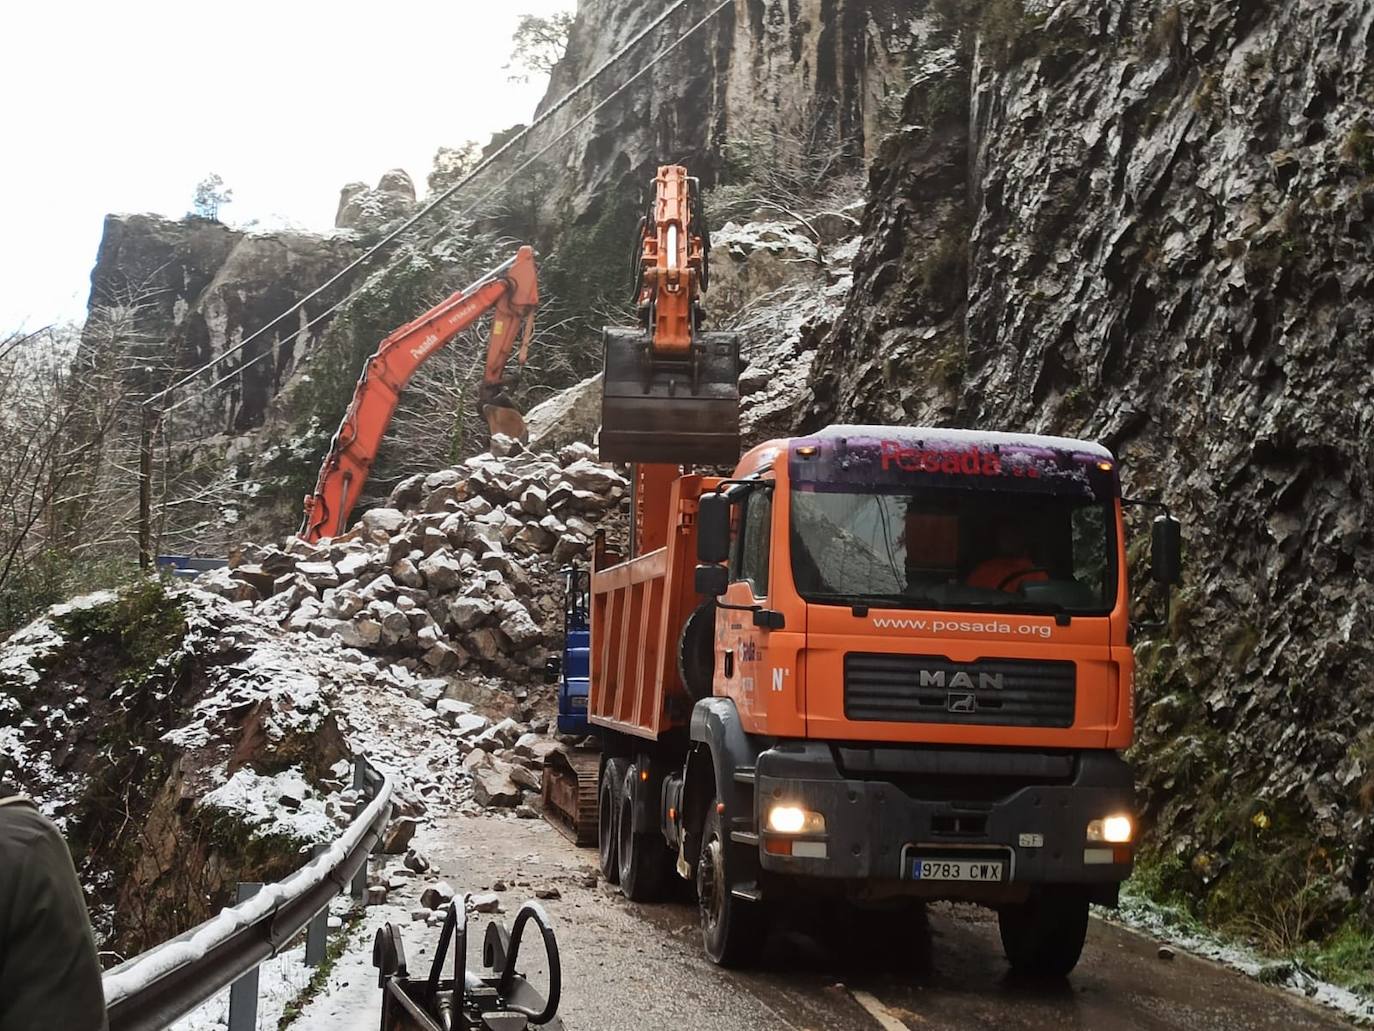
left=543, top=656, right=562, bottom=684
left=695, top=564, right=728, bottom=597
left=696, top=494, right=731, bottom=563
left=1151, top=515, right=1182, bottom=586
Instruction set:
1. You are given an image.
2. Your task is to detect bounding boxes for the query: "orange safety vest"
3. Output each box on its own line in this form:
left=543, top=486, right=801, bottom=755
left=966, top=556, right=1048, bottom=592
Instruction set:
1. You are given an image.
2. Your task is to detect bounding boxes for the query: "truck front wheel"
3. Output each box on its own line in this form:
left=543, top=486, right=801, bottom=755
left=697, top=799, right=764, bottom=966
left=997, top=888, right=1089, bottom=977
left=599, top=758, right=628, bottom=884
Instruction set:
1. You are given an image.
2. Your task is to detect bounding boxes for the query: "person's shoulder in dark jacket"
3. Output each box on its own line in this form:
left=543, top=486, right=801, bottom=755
left=0, top=796, right=109, bottom=1031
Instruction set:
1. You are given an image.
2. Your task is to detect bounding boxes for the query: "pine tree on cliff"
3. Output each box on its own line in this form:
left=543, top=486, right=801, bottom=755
left=191, top=174, right=233, bottom=222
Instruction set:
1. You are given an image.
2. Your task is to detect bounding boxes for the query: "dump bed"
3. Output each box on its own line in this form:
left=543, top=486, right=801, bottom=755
left=588, top=472, right=717, bottom=740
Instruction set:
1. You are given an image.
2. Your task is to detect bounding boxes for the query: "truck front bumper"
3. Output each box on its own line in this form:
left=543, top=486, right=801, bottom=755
left=753, top=742, right=1134, bottom=893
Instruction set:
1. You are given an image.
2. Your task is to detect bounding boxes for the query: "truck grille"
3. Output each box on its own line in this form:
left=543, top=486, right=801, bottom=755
left=844, top=653, right=1076, bottom=728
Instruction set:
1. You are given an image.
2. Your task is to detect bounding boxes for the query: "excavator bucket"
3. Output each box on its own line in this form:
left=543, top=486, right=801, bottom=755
left=598, top=326, right=741, bottom=465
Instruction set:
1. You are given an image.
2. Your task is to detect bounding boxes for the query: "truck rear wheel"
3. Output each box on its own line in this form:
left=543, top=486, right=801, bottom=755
left=599, top=757, right=628, bottom=884
left=997, top=888, right=1089, bottom=977
left=617, top=763, right=667, bottom=901
left=696, top=799, right=764, bottom=967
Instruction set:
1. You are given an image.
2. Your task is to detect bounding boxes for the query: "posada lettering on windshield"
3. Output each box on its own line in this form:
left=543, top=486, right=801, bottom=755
left=878, top=441, right=1040, bottom=478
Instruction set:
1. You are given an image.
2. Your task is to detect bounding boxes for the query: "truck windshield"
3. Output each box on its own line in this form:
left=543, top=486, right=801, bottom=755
left=790, top=487, right=1116, bottom=614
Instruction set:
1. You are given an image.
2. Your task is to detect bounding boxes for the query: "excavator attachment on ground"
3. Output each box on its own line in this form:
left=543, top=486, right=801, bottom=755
left=374, top=895, right=563, bottom=1030
left=599, top=165, right=740, bottom=465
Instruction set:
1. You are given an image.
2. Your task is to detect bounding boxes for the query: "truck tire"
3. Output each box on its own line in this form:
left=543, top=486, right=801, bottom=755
left=599, top=758, right=629, bottom=885
left=617, top=763, right=667, bottom=901
left=997, top=888, right=1089, bottom=977
left=696, top=798, right=764, bottom=966
left=678, top=602, right=716, bottom=702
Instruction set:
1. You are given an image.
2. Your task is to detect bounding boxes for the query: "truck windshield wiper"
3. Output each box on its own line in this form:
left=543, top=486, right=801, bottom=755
left=803, top=592, right=940, bottom=609
left=961, top=599, right=1078, bottom=620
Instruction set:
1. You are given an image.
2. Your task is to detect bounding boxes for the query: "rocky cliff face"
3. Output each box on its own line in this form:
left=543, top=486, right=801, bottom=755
left=806, top=0, right=1374, bottom=935
left=539, top=0, right=917, bottom=214
left=84, top=213, right=360, bottom=435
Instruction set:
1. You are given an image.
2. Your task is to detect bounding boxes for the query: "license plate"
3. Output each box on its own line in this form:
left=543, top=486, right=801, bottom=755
left=907, top=857, right=1004, bottom=882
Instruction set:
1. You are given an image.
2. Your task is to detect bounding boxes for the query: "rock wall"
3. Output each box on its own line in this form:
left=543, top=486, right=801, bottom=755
left=531, top=0, right=918, bottom=227
left=805, top=0, right=1374, bottom=931
left=84, top=213, right=360, bottom=435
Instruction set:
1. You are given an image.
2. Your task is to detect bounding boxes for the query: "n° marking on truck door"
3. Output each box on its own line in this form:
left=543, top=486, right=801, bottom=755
left=772, top=668, right=790, bottom=692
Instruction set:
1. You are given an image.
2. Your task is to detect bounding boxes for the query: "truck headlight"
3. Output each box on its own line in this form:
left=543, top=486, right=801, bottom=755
left=1087, top=814, right=1133, bottom=843
left=766, top=805, right=825, bottom=834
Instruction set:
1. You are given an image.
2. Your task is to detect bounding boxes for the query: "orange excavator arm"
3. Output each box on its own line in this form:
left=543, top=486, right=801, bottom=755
left=300, top=246, right=538, bottom=543
left=599, top=163, right=739, bottom=466
left=636, top=164, right=705, bottom=355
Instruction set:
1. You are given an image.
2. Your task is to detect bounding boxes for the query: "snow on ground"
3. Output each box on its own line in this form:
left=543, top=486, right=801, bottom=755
left=0, top=606, right=67, bottom=691
left=169, top=946, right=314, bottom=1031
left=1106, top=892, right=1374, bottom=1025
left=199, top=767, right=337, bottom=846
left=167, top=897, right=358, bottom=1031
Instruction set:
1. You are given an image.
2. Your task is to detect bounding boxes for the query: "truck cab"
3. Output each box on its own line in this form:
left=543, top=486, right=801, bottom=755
left=586, top=425, right=1182, bottom=976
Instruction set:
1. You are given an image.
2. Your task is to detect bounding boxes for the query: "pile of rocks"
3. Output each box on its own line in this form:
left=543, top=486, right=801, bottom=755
left=201, top=438, right=626, bottom=684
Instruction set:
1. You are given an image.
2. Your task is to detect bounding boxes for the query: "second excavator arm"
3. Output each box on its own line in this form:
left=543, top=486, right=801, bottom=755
left=300, top=246, right=538, bottom=543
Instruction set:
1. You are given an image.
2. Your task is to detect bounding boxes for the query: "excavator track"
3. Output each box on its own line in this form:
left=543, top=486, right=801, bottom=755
left=542, top=749, right=601, bottom=846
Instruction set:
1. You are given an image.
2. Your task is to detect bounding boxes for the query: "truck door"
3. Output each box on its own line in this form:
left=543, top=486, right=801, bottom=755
left=717, top=486, right=772, bottom=731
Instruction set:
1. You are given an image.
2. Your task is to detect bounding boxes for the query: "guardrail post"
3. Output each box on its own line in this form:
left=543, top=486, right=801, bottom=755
left=227, top=882, right=263, bottom=1031
left=351, top=756, right=370, bottom=901
left=306, top=844, right=330, bottom=967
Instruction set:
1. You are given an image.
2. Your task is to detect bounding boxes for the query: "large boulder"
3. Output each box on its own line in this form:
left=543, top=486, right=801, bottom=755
left=419, top=550, right=465, bottom=593
left=558, top=459, right=626, bottom=496
left=524, top=373, right=603, bottom=453
left=469, top=756, right=523, bottom=808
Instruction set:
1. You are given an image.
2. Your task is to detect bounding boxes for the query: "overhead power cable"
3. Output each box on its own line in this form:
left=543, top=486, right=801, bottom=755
left=160, top=0, right=735, bottom=418
left=149, top=0, right=733, bottom=411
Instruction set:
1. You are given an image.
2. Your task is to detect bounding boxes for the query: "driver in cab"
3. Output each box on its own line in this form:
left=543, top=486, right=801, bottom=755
left=967, top=522, right=1048, bottom=593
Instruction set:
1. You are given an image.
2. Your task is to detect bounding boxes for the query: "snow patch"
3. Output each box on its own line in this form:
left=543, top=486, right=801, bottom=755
left=198, top=767, right=337, bottom=846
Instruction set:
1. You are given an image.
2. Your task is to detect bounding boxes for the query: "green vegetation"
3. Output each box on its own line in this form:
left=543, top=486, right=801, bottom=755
left=56, top=577, right=189, bottom=689
left=1145, top=4, right=1182, bottom=60
left=1300, top=921, right=1374, bottom=995
left=0, top=549, right=141, bottom=639
left=915, top=217, right=971, bottom=311
left=929, top=0, right=1044, bottom=69
left=1129, top=659, right=1374, bottom=994
left=1340, top=119, right=1374, bottom=175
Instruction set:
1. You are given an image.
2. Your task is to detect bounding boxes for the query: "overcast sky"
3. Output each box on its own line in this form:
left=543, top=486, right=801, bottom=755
left=0, top=0, right=574, bottom=333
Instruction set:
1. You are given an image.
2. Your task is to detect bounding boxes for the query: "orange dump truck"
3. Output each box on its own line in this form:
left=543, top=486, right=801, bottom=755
left=584, top=426, right=1181, bottom=975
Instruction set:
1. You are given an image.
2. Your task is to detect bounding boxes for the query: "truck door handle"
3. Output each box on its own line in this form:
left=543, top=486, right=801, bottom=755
left=723, top=651, right=734, bottom=678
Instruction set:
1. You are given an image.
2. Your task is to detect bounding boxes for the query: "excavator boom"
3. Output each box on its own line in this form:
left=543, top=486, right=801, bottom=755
left=300, top=246, right=538, bottom=543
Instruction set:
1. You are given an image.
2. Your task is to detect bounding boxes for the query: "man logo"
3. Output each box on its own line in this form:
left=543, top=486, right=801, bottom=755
left=946, top=692, right=977, bottom=714
left=920, top=670, right=1004, bottom=691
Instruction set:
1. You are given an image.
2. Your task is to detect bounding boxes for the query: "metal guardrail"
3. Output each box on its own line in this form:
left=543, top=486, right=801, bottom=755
left=102, top=756, right=393, bottom=1031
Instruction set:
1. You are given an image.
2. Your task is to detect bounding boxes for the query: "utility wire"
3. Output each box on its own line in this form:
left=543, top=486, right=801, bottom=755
left=160, top=0, right=735, bottom=418
left=148, top=0, right=730, bottom=410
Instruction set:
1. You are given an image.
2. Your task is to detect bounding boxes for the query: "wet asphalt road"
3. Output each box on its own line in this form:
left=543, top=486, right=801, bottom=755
left=409, top=814, right=1351, bottom=1031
